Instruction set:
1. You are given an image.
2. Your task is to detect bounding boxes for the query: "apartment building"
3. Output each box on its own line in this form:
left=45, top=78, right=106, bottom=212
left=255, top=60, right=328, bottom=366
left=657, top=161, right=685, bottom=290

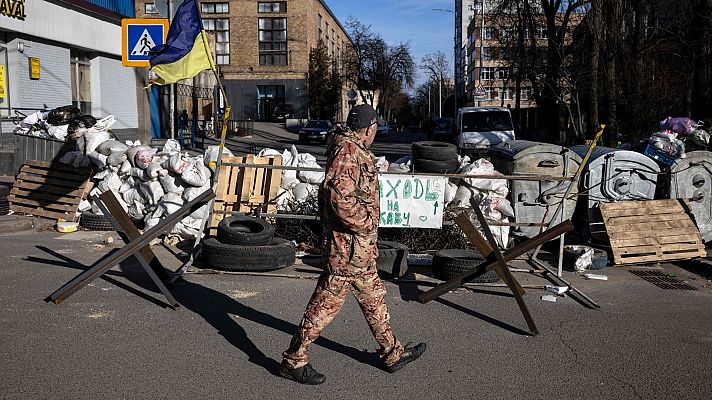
left=136, top=0, right=351, bottom=122
left=454, top=0, right=477, bottom=107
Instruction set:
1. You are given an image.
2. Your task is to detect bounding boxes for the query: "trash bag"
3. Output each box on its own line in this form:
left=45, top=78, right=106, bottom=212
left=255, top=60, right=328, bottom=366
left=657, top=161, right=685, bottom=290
left=126, top=145, right=152, bottom=167
left=162, top=152, right=190, bottom=174
left=48, top=124, right=69, bottom=140
left=135, top=148, right=158, bottom=169
left=162, top=139, right=182, bottom=155
left=97, top=140, right=129, bottom=156
left=659, top=117, right=700, bottom=135
left=46, top=105, right=80, bottom=125
left=83, top=129, right=112, bottom=155
left=68, top=115, right=97, bottom=134
left=203, top=145, right=234, bottom=171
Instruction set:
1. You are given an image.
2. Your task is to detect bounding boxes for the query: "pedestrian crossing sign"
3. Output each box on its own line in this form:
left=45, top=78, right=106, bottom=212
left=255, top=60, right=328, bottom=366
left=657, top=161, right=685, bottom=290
left=122, top=18, right=169, bottom=67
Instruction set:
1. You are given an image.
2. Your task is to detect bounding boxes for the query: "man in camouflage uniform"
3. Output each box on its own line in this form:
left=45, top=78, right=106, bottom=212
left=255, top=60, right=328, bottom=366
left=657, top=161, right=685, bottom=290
left=280, top=105, right=426, bottom=385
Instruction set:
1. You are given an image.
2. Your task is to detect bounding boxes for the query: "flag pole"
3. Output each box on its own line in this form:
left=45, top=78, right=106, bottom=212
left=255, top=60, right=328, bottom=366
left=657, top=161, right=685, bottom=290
left=169, top=27, right=232, bottom=281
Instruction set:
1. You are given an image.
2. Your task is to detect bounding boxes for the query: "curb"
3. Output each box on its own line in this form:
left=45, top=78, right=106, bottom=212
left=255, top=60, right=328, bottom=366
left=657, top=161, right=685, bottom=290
left=0, top=215, right=34, bottom=234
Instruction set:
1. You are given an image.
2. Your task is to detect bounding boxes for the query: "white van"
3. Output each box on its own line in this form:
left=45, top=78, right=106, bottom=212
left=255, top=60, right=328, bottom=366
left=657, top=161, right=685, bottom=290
left=456, top=107, right=515, bottom=153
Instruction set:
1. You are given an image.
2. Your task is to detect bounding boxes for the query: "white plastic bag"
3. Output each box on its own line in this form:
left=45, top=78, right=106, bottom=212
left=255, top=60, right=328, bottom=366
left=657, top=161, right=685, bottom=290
left=461, top=159, right=508, bottom=198
left=144, top=162, right=166, bottom=181
left=376, top=156, right=389, bottom=172
left=138, top=180, right=165, bottom=205
left=258, top=148, right=282, bottom=157
left=180, top=157, right=211, bottom=187
left=48, top=124, right=69, bottom=140
left=163, top=152, right=190, bottom=174
left=118, top=160, right=132, bottom=176
left=126, top=145, right=152, bottom=167
left=97, top=140, right=129, bottom=156
left=203, top=145, right=234, bottom=171
left=83, top=129, right=112, bottom=155
left=93, top=115, right=117, bottom=131
left=162, top=139, right=181, bottom=155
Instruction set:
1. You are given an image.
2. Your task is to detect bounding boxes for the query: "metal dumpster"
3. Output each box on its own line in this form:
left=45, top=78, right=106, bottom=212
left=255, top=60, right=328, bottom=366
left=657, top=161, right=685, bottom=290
left=659, top=150, right=712, bottom=242
left=570, top=146, right=660, bottom=243
left=489, top=140, right=582, bottom=239
left=13, top=133, right=74, bottom=174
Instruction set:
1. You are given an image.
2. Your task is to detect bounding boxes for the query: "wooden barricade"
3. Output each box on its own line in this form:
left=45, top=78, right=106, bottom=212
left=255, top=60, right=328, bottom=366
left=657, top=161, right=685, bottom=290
left=210, top=155, right=283, bottom=230
left=600, top=199, right=707, bottom=265
left=9, top=160, right=93, bottom=222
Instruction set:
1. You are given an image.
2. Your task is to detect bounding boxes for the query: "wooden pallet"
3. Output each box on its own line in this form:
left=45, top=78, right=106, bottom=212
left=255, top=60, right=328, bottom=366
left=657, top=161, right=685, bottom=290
left=9, top=160, right=93, bottom=222
left=210, top=154, right=283, bottom=229
left=600, top=199, right=707, bottom=265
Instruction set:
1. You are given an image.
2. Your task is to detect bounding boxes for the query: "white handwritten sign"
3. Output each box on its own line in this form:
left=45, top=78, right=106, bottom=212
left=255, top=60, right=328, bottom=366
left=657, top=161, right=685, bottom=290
left=378, top=174, right=446, bottom=229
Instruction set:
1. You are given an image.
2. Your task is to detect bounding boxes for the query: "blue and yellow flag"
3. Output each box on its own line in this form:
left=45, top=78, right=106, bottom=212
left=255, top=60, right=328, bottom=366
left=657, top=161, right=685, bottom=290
left=148, top=0, right=215, bottom=85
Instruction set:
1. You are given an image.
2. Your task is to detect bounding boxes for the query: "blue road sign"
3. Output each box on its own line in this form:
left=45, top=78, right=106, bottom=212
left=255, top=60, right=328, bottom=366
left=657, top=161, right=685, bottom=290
left=122, top=19, right=169, bottom=67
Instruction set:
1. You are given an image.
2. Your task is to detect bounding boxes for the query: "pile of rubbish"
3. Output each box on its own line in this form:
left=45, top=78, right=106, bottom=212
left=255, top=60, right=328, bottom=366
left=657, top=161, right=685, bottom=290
left=13, top=105, right=97, bottom=141
left=257, top=145, right=513, bottom=248
left=645, top=117, right=709, bottom=164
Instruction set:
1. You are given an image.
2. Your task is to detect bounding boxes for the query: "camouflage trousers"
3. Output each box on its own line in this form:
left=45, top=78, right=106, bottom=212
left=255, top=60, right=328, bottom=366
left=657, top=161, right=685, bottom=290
left=282, top=269, right=404, bottom=369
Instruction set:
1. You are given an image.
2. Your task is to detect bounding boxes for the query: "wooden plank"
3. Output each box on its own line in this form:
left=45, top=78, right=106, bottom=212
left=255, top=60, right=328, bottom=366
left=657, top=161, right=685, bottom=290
left=607, top=227, right=700, bottom=240
left=602, top=212, right=693, bottom=225
left=599, top=206, right=684, bottom=219
left=616, top=250, right=707, bottom=264
left=10, top=189, right=84, bottom=205
left=599, top=199, right=682, bottom=212
left=609, top=235, right=701, bottom=248
left=605, top=219, right=696, bottom=233
left=8, top=195, right=80, bottom=211
left=10, top=204, right=76, bottom=221
left=19, top=165, right=89, bottom=183
left=15, top=172, right=90, bottom=189
left=618, top=242, right=704, bottom=255
left=23, top=159, right=90, bottom=173
left=11, top=181, right=86, bottom=197
left=267, top=155, right=283, bottom=214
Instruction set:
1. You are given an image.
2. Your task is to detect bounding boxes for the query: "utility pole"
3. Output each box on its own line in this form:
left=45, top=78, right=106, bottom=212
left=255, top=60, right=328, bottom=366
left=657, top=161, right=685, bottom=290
left=478, top=0, right=485, bottom=107
left=438, top=73, right=442, bottom=118
left=168, top=0, right=175, bottom=139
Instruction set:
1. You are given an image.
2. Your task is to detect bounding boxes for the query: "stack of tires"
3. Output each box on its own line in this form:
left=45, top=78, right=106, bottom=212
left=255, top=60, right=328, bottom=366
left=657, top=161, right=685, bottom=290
left=201, top=215, right=296, bottom=272
left=79, top=212, right=114, bottom=231
left=411, top=141, right=459, bottom=173
left=432, top=249, right=500, bottom=283
left=376, top=241, right=409, bottom=279
left=0, top=185, right=9, bottom=215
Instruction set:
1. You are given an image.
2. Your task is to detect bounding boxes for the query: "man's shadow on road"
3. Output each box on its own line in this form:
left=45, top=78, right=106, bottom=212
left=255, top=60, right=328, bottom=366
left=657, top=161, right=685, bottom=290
left=31, top=246, right=382, bottom=376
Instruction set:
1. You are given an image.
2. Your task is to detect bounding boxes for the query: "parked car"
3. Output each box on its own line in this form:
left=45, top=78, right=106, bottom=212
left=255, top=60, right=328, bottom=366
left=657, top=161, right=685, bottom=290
left=456, top=107, right=515, bottom=155
left=376, top=121, right=391, bottom=137
left=299, top=120, right=333, bottom=143
left=433, top=117, right=455, bottom=139
left=272, top=104, right=293, bottom=122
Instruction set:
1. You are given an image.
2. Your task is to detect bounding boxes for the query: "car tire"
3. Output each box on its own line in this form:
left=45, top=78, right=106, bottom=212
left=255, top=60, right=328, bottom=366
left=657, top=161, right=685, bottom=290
left=200, top=237, right=296, bottom=272
left=377, top=240, right=409, bottom=279
left=432, top=249, right=500, bottom=282
left=412, top=141, right=459, bottom=161
left=217, top=215, right=274, bottom=246
left=413, top=158, right=459, bottom=173
left=0, top=198, right=9, bottom=215
left=79, top=211, right=115, bottom=231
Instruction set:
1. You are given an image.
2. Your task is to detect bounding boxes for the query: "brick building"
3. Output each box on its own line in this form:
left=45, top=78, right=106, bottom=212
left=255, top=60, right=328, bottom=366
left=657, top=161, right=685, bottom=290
left=136, top=0, right=351, bottom=122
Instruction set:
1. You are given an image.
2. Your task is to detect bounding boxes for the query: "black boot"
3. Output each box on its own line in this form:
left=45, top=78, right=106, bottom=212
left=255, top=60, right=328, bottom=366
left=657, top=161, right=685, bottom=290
left=386, top=343, right=427, bottom=373
left=279, top=363, right=326, bottom=385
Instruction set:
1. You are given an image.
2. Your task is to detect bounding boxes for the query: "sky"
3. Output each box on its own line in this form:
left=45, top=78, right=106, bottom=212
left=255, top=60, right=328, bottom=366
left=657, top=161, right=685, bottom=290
left=326, top=0, right=455, bottom=87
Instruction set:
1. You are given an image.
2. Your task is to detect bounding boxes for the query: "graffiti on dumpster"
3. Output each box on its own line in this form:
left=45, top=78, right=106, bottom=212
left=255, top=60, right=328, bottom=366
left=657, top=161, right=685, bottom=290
left=378, top=174, right=446, bottom=229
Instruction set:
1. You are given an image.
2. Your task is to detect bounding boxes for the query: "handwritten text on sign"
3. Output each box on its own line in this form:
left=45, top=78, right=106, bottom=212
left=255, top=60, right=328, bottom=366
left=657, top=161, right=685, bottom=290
left=378, top=174, right=446, bottom=229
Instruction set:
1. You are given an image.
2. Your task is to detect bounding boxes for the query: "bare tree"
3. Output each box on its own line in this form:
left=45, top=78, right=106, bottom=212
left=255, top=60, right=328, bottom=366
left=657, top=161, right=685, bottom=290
left=421, top=51, right=451, bottom=118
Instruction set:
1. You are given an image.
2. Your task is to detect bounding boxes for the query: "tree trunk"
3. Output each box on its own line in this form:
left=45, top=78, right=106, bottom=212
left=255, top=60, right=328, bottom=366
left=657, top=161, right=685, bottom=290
left=588, top=0, right=602, bottom=139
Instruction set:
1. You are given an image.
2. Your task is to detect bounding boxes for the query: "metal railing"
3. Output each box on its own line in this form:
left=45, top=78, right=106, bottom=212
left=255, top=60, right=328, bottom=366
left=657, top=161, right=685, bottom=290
left=186, top=118, right=255, bottom=149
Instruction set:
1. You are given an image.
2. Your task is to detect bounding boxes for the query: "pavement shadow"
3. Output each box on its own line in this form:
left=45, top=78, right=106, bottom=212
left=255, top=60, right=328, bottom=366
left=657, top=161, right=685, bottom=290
left=394, top=279, right=530, bottom=336
left=32, top=245, right=382, bottom=375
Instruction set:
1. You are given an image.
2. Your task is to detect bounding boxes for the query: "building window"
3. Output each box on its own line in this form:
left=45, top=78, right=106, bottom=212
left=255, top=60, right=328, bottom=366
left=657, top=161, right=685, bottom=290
left=481, top=67, right=494, bottom=80
left=325, top=22, right=330, bottom=42
left=258, top=2, right=286, bottom=13
left=259, top=17, right=288, bottom=66
left=501, top=87, right=513, bottom=100
left=483, top=27, right=495, bottom=40
left=500, top=27, right=514, bottom=40
left=201, top=2, right=229, bottom=14
left=204, top=18, right=230, bottom=65
left=70, top=53, right=91, bottom=115
left=145, top=3, right=158, bottom=14
left=485, top=87, right=496, bottom=101
left=497, top=67, right=511, bottom=80
left=482, top=47, right=494, bottom=61
left=520, top=88, right=531, bottom=100
left=537, top=26, right=546, bottom=39
left=318, top=14, right=322, bottom=41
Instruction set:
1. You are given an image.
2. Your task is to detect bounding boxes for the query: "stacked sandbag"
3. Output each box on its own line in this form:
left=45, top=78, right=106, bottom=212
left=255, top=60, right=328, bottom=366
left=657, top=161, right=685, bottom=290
left=62, top=135, right=218, bottom=238
left=258, top=145, right=324, bottom=213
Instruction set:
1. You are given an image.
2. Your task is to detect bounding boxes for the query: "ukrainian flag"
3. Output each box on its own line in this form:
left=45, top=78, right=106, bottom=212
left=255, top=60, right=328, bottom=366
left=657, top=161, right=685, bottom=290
left=148, top=0, right=215, bottom=85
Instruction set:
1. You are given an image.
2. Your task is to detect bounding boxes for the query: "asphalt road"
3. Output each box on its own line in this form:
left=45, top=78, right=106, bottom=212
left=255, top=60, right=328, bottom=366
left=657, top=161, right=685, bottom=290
left=1, top=229, right=711, bottom=399
left=199, top=122, right=430, bottom=164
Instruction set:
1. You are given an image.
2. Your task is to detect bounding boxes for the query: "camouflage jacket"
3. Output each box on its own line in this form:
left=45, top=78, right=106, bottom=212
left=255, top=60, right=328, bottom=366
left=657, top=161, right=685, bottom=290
left=320, top=127, right=379, bottom=235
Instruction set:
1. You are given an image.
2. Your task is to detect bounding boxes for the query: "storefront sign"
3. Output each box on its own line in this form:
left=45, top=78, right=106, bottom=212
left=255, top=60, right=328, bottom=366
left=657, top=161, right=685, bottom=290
left=0, top=65, right=6, bottom=98
left=0, top=0, right=26, bottom=21
left=378, top=174, right=446, bottom=229
left=29, top=57, right=40, bottom=80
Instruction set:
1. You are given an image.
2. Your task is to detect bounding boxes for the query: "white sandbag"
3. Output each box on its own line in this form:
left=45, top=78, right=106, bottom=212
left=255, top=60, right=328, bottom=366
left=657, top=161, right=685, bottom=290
left=106, top=151, right=128, bottom=167
left=122, top=187, right=145, bottom=205
left=160, top=172, right=186, bottom=194
left=130, top=167, right=146, bottom=180
left=97, top=172, right=122, bottom=193
left=181, top=215, right=203, bottom=230
left=493, top=198, right=515, bottom=218
left=388, top=162, right=411, bottom=173
left=394, top=155, right=412, bottom=165
left=127, top=203, right=145, bottom=220
left=276, top=188, right=293, bottom=212
left=376, top=156, right=389, bottom=172
left=297, top=155, right=324, bottom=184
left=144, top=162, right=166, bottom=181
left=163, top=152, right=190, bottom=174
left=170, top=222, right=199, bottom=238
left=83, top=129, right=112, bottom=155
left=280, top=175, right=300, bottom=190
left=258, top=148, right=282, bottom=157
left=138, top=180, right=164, bottom=205
left=450, top=184, right=482, bottom=208
left=203, top=145, right=234, bottom=170
left=93, top=169, right=112, bottom=180
left=292, top=182, right=318, bottom=201
left=144, top=215, right=161, bottom=231
left=118, top=160, right=132, bottom=176
left=93, top=115, right=117, bottom=131
left=460, top=158, right=508, bottom=198
left=456, top=155, right=471, bottom=173
left=281, top=145, right=299, bottom=182
left=135, top=148, right=158, bottom=169
left=97, top=140, right=129, bottom=156
left=444, top=182, right=459, bottom=204
left=180, top=158, right=211, bottom=187
left=297, top=152, right=318, bottom=165
left=78, top=199, right=92, bottom=212
left=183, top=185, right=210, bottom=202
left=162, top=139, right=181, bottom=155
left=87, top=152, right=108, bottom=169
left=188, top=204, right=209, bottom=220
left=156, top=192, right=184, bottom=217
left=126, top=145, right=152, bottom=167
left=48, top=124, right=69, bottom=141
